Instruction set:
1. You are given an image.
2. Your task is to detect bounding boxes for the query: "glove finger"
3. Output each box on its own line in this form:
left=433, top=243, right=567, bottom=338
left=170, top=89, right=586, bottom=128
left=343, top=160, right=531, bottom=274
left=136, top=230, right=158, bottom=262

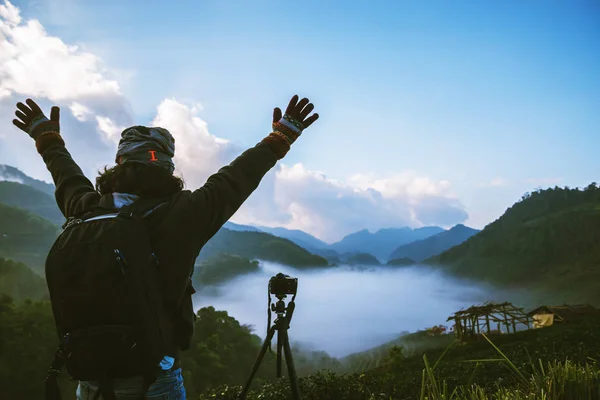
left=12, top=119, right=27, bottom=131
left=285, top=95, right=299, bottom=115
left=26, top=98, right=43, bottom=115
left=295, top=98, right=309, bottom=115
left=302, top=113, right=319, bottom=128
left=273, top=107, right=282, bottom=123
left=299, top=103, right=314, bottom=120
left=16, top=102, right=33, bottom=117
left=51, top=106, right=60, bottom=122
left=15, top=110, right=28, bottom=122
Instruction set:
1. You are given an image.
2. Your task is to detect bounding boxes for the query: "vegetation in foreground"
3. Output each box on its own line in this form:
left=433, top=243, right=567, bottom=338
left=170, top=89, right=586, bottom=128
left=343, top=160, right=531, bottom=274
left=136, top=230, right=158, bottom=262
left=198, top=317, right=600, bottom=399
left=1, top=277, right=599, bottom=399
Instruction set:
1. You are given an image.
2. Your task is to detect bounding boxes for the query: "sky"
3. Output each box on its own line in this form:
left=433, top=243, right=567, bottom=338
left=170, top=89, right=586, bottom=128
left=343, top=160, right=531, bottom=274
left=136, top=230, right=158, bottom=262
left=1, top=0, right=598, bottom=242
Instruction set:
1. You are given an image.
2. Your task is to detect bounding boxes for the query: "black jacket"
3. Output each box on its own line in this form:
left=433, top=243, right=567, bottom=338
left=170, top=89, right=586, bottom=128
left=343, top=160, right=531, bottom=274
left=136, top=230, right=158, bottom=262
left=38, top=135, right=279, bottom=353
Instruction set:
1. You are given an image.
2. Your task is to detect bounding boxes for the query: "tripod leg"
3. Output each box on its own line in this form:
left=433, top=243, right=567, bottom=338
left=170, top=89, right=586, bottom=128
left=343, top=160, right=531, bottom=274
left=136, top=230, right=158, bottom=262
left=276, top=328, right=283, bottom=378
left=281, top=328, right=301, bottom=400
left=238, top=325, right=277, bottom=400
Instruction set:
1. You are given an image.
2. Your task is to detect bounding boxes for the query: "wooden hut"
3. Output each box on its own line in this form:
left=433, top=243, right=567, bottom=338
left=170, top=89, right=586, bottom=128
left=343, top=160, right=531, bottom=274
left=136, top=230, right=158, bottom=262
left=527, top=304, right=599, bottom=329
left=447, top=302, right=531, bottom=341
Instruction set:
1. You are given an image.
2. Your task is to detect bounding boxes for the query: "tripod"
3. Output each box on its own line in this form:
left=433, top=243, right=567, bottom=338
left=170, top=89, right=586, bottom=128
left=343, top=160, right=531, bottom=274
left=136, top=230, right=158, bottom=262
left=238, top=294, right=300, bottom=400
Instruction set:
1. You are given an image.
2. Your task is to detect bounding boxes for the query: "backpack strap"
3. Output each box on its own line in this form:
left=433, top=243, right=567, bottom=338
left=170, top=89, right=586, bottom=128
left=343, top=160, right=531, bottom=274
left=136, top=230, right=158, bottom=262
left=139, top=373, right=157, bottom=400
left=118, top=197, right=171, bottom=220
left=45, top=345, right=67, bottom=400
left=96, top=379, right=116, bottom=400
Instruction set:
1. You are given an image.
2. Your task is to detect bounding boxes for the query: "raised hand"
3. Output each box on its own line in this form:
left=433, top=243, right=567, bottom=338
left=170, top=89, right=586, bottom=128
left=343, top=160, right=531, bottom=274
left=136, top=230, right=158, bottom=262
left=12, top=98, right=60, bottom=140
left=271, top=95, right=319, bottom=146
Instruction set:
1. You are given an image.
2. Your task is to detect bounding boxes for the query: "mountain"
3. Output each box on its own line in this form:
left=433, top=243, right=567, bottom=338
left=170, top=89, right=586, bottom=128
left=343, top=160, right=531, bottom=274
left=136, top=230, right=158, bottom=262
left=386, top=257, right=416, bottom=266
left=198, top=228, right=329, bottom=268
left=223, top=221, right=262, bottom=232
left=330, top=227, right=445, bottom=262
left=0, top=258, right=48, bottom=301
left=0, top=203, right=60, bottom=273
left=427, top=184, right=600, bottom=305
left=342, top=252, right=381, bottom=266
left=0, top=164, right=55, bottom=197
left=0, top=181, right=65, bottom=226
left=255, top=226, right=330, bottom=251
left=389, top=224, right=479, bottom=262
left=194, top=253, right=260, bottom=285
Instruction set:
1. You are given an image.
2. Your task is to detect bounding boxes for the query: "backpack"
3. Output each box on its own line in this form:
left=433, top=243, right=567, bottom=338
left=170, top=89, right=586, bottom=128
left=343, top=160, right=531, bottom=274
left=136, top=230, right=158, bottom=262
left=44, top=198, right=172, bottom=400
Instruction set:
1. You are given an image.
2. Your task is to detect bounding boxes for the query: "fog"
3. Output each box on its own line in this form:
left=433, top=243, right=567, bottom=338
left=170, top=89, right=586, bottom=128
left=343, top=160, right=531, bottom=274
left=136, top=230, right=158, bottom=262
left=193, top=262, right=493, bottom=358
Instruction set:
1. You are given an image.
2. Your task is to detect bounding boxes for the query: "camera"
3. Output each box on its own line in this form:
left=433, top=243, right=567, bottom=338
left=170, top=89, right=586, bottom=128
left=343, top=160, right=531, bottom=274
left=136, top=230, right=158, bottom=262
left=269, top=273, right=298, bottom=296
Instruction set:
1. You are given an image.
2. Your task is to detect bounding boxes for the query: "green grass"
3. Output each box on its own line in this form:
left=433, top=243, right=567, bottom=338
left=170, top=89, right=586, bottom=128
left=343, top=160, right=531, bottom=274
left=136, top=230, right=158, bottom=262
left=420, top=333, right=600, bottom=399
left=198, top=318, right=600, bottom=400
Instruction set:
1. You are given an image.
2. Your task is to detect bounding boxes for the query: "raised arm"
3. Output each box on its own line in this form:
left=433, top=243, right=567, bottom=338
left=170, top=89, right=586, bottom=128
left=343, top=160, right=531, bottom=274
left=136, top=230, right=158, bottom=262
left=12, top=99, right=100, bottom=219
left=190, top=95, right=320, bottom=242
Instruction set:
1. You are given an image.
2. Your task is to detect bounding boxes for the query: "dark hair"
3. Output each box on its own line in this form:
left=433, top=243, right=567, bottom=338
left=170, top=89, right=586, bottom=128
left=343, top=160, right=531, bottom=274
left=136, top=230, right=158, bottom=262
left=95, top=162, right=185, bottom=197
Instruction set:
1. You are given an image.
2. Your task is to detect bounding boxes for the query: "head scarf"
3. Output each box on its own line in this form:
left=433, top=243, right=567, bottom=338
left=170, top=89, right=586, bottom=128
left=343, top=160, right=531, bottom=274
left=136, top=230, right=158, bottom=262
left=115, top=126, right=175, bottom=173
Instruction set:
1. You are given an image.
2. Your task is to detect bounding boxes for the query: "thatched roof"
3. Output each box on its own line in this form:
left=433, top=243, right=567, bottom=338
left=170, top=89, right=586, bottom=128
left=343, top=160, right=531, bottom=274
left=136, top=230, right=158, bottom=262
left=527, top=304, right=599, bottom=322
left=447, top=302, right=528, bottom=322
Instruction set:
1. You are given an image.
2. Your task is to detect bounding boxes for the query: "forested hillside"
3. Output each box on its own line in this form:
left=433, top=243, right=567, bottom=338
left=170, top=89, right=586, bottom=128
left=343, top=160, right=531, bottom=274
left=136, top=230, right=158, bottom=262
left=0, top=181, right=64, bottom=225
left=428, top=185, right=600, bottom=304
left=194, top=254, right=261, bottom=285
left=0, top=203, right=59, bottom=273
left=389, top=224, right=479, bottom=262
left=0, top=164, right=55, bottom=196
left=0, top=258, right=48, bottom=301
left=198, top=229, right=329, bottom=267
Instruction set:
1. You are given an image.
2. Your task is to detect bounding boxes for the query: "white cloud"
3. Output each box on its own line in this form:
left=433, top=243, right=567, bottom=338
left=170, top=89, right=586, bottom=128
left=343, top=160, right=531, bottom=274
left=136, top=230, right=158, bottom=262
left=0, top=0, right=131, bottom=179
left=0, top=0, right=469, bottom=242
left=151, top=98, right=239, bottom=190
left=230, top=163, right=467, bottom=243
left=69, top=102, right=92, bottom=122
left=0, top=0, right=20, bottom=25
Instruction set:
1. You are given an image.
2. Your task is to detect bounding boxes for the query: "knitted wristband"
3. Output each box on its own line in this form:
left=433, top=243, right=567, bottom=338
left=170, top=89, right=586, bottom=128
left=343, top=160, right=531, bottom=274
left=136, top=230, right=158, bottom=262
left=35, top=132, right=65, bottom=154
left=261, top=133, right=291, bottom=159
left=27, top=114, right=60, bottom=140
left=272, top=114, right=303, bottom=144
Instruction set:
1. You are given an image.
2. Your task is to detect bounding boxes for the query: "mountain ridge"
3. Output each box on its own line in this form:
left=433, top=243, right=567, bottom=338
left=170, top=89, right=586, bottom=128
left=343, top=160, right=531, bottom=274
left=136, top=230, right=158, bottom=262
left=426, top=184, right=600, bottom=305
left=0, top=164, right=55, bottom=196
left=389, top=224, right=479, bottom=262
left=330, top=226, right=445, bottom=261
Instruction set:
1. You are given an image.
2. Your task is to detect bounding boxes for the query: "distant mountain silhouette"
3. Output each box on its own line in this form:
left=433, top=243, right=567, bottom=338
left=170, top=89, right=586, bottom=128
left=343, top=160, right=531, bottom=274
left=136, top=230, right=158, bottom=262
left=255, top=226, right=330, bottom=251
left=0, top=181, right=65, bottom=225
left=223, top=221, right=262, bottom=232
left=0, top=165, right=55, bottom=196
left=342, top=252, right=381, bottom=266
left=198, top=228, right=329, bottom=268
left=330, top=227, right=444, bottom=262
left=389, top=224, right=479, bottom=262
left=386, top=257, right=416, bottom=267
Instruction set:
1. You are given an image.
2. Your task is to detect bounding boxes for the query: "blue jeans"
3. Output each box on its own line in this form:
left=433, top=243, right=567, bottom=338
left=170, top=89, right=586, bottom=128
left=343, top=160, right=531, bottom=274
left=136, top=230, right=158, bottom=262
left=76, top=368, right=186, bottom=399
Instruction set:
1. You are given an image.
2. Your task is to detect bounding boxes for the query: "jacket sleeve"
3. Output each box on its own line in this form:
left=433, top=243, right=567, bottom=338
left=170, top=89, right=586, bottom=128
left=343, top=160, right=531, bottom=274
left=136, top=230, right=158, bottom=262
left=36, top=133, right=101, bottom=219
left=189, top=141, right=279, bottom=243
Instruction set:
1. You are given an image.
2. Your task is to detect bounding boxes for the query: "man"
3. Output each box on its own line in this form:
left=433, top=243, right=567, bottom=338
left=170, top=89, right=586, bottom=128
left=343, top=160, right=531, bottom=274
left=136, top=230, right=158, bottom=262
left=12, top=95, right=319, bottom=399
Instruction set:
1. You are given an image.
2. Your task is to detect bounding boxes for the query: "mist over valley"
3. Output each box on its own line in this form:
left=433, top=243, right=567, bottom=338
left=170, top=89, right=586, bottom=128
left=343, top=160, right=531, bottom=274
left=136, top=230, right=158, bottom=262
left=193, top=261, right=493, bottom=358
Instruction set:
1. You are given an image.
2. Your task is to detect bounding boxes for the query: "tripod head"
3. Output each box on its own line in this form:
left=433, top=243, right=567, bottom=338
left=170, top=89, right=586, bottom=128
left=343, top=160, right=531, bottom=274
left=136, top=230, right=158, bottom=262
left=271, top=294, right=290, bottom=317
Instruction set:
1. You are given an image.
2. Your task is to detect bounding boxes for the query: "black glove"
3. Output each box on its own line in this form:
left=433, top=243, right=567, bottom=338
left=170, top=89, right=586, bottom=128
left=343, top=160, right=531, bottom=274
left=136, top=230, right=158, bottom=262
left=13, top=98, right=60, bottom=140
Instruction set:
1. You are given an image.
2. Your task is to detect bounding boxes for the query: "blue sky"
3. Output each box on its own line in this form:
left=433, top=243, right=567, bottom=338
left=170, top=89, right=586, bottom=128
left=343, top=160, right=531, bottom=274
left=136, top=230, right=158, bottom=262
left=5, top=0, right=600, bottom=234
